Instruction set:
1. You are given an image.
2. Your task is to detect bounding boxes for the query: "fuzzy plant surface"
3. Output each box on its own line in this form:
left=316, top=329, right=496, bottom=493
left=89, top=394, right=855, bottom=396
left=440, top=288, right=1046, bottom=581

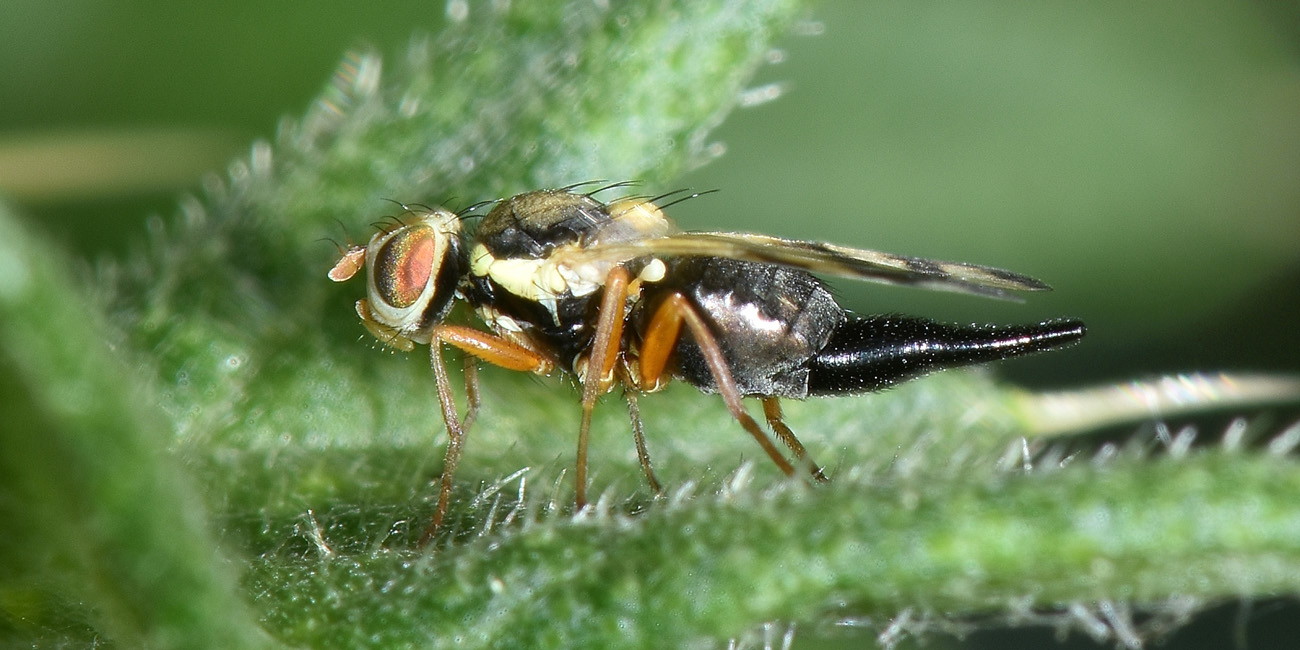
left=2, top=2, right=1299, bottom=649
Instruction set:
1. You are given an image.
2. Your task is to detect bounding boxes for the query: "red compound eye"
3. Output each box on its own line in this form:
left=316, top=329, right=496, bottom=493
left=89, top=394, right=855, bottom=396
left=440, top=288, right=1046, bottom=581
left=375, top=226, right=437, bottom=308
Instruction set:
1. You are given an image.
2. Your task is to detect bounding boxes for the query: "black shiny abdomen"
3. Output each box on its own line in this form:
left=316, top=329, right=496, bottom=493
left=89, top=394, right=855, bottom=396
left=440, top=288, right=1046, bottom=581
left=804, top=316, right=1087, bottom=396
left=637, top=257, right=845, bottom=398
left=638, top=257, right=1086, bottom=398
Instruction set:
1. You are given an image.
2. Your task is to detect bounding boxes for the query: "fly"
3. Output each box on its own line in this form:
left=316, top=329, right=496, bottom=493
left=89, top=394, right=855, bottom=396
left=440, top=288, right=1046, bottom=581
left=329, top=186, right=1085, bottom=542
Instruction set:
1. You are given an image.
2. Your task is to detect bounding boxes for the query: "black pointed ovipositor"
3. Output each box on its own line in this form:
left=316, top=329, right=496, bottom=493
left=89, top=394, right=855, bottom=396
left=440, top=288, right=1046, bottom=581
left=805, top=316, right=1086, bottom=396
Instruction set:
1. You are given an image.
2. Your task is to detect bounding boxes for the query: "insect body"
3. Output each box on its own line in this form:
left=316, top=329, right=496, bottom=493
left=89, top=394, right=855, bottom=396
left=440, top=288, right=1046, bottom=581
left=331, top=187, right=1085, bottom=540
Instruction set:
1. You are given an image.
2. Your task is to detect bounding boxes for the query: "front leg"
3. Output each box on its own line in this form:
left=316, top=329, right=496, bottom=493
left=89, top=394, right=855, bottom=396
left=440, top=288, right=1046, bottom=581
left=420, top=325, right=553, bottom=545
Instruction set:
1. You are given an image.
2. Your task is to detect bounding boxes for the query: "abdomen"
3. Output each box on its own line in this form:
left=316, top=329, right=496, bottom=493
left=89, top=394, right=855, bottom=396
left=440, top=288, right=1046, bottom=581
left=634, top=257, right=1086, bottom=398
left=804, top=315, right=1086, bottom=395
left=635, top=257, right=846, bottom=398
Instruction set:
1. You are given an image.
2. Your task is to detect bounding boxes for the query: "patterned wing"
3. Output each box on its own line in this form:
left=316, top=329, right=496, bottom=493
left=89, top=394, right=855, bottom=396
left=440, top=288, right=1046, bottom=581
left=557, top=231, right=1051, bottom=299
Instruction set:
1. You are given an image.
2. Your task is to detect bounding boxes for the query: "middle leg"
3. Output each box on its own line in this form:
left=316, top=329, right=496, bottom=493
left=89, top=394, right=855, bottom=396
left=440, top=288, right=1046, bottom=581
left=623, top=389, right=663, bottom=495
left=575, top=266, right=633, bottom=509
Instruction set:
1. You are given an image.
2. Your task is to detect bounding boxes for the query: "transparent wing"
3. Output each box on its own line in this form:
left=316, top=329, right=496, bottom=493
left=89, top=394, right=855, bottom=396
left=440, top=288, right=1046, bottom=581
left=559, top=231, right=1052, bottom=299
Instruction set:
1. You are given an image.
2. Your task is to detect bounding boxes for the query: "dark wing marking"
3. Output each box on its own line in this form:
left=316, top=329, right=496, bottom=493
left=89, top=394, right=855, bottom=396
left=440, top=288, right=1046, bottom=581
left=555, top=231, right=1051, bottom=299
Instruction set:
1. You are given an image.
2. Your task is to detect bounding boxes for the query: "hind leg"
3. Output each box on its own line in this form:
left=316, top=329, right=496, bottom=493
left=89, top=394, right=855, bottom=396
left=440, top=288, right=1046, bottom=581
left=760, top=397, right=828, bottom=483
left=636, top=292, right=796, bottom=478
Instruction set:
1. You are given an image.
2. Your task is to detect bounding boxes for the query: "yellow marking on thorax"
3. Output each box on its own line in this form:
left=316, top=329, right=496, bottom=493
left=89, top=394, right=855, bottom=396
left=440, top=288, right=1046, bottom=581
left=469, top=240, right=668, bottom=327
left=470, top=243, right=566, bottom=303
left=469, top=242, right=622, bottom=302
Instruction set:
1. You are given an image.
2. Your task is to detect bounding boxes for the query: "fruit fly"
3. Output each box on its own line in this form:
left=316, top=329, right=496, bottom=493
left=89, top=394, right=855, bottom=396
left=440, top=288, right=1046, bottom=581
left=329, top=186, right=1085, bottom=541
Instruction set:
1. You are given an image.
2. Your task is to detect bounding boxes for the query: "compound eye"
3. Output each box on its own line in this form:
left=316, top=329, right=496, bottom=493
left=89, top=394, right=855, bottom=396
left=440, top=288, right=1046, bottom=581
left=374, top=225, right=438, bottom=308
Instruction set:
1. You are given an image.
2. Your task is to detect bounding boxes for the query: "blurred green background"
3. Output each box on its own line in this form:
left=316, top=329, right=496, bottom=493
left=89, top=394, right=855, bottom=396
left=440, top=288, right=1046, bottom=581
left=3, top=0, right=1298, bottom=388
left=677, top=0, right=1300, bottom=387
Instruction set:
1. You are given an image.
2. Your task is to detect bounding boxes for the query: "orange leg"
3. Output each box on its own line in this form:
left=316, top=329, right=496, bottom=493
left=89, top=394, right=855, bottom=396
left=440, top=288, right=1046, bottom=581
left=435, top=324, right=554, bottom=373
left=419, top=325, right=552, bottom=545
left=761, top=397, right=828, bottom=483
left=637, top=293, right=797, bottom=478
left=575, top=266, right=632, bottom=509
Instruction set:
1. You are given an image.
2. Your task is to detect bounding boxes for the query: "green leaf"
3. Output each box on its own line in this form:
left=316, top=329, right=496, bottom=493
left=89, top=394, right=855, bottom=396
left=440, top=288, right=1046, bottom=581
left=238, top=448, right=1300, bottom=648
left=0, top=202, right=275, bottom=650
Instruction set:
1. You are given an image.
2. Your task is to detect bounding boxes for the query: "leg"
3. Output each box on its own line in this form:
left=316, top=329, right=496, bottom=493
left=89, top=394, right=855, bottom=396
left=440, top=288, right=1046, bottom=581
left=624, top=389, right=663, bottom=495
left=461, top=354, right=481, bottom=432
left=637, top=293, right=796, bottom=478
left=575, top=266, right=632, bottom=508
left=419, top=325, right=552, bottom=545
left=435, top=324, right=553, bottom=374
left=761, top=397, right=828, bottom=483
left=420, top=341, right=466, bottom=545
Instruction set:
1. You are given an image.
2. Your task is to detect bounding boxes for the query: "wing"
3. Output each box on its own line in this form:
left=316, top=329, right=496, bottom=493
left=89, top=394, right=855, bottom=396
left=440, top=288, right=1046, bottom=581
left=560, top=231, right=1052, bottom=299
